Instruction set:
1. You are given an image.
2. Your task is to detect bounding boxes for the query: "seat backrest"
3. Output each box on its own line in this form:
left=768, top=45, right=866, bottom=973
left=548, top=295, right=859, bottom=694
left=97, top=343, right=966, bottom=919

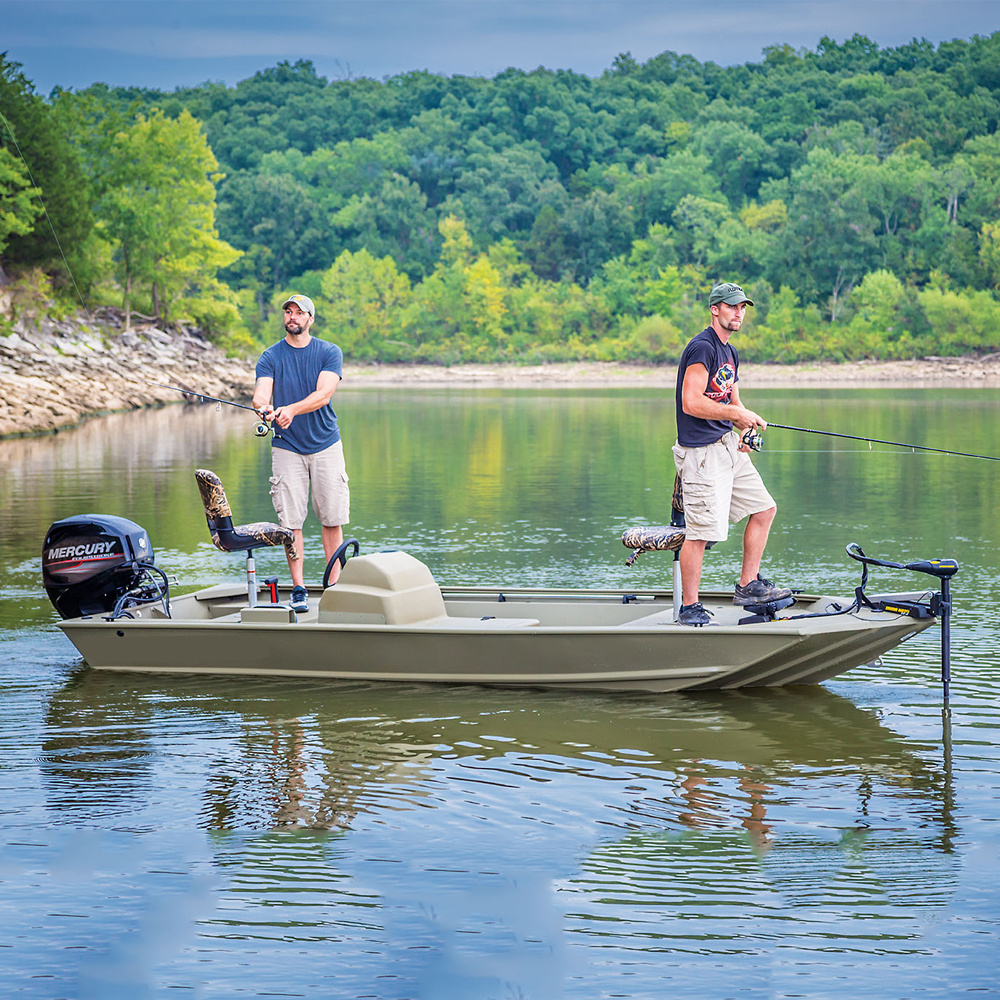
left=195, top=468, right=239, bottom=549
left=196, top=469, right=231, bottom=524
left=671, top=474, right=684, bottom=526
left=195, top=468, right=297, bottom=556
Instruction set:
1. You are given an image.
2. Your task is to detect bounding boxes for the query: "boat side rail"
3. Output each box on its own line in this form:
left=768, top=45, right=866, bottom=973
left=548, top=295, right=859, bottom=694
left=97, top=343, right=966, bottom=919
left=441, top=587, right=674, bottom=603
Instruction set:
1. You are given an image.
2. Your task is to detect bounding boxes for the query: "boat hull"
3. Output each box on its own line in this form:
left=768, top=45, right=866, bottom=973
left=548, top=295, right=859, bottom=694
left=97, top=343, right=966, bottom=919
left=56, top=584, right=934, bottom=692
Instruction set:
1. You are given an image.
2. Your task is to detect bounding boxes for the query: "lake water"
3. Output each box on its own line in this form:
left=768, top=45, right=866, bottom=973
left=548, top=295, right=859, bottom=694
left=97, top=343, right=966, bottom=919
left=1, top=386, right=999, bottom=999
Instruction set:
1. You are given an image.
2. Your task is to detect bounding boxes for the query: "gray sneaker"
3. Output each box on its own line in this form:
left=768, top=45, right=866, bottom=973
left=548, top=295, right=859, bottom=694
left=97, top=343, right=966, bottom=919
left=733, top=575, right=792, bottom=606
left=678, top=602, right=714, bottom=626
left=289, top=586, right=309, bottom=613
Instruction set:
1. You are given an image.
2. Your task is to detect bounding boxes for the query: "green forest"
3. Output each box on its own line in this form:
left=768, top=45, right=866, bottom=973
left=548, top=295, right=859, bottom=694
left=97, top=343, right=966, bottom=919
left=2, top=32, right=1000, bottom=364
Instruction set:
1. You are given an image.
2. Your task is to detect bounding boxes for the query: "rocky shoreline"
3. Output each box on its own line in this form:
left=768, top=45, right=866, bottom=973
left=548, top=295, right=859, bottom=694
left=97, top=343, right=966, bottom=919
left=3, top=311, right=1000, bottom=439
left=0, top=309, right=252, bottom=439
left=347, top=354, right=1000, bottom=389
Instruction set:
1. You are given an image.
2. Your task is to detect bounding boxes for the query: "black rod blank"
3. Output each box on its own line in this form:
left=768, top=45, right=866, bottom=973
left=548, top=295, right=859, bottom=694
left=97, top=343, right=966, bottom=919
left=768, top=422, right=1000, bottom=462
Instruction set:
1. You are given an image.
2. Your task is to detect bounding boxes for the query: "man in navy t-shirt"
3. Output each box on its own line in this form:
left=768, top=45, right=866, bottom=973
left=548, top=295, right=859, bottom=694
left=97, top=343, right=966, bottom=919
left=671, top=282, right=790, bottom=625
left=253, top=294, right=350, bottom=611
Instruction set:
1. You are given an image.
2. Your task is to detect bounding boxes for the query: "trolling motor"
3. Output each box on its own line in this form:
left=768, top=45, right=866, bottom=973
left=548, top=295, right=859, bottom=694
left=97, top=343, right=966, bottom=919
left=42, top=514, right=170, bottom=620
left=846, top=543, right=958, bottom=698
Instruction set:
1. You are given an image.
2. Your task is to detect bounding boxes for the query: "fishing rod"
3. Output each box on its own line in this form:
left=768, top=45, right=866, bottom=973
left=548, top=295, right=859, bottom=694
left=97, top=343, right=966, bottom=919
left=741, top=423, right=1000, bottom=462
left=148, top=381, right=272, bottom=437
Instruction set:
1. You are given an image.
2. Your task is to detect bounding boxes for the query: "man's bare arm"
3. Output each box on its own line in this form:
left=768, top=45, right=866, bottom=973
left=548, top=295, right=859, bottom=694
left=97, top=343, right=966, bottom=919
left=682, top=364, right=765, bottom=430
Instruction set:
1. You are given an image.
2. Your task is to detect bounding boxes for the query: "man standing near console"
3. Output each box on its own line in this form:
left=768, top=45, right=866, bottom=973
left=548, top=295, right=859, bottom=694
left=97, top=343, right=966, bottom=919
left=253, top=293, right=350, bottom=612
left=672, top=281, right=790, bottom=626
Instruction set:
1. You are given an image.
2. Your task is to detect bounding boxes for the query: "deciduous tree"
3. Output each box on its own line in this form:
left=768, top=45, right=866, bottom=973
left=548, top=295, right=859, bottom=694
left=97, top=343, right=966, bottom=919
left=98, top=109, right=240, bottom=327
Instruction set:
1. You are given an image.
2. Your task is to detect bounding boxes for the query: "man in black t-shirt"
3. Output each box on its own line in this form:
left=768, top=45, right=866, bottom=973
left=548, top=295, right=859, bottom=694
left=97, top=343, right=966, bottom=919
left=671, top=282, right=790, bottom=626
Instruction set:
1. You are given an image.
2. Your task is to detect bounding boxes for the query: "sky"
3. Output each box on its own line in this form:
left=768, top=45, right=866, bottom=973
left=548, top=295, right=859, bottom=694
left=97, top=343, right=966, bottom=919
left=3, top=0, right=1000, bottom=95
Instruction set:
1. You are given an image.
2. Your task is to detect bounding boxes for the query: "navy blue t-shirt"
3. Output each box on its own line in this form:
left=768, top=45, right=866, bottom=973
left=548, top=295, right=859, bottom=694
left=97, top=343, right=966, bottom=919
left=256, top=337, right=343, bottom=455
left=675, top=327, right=739, bottom=447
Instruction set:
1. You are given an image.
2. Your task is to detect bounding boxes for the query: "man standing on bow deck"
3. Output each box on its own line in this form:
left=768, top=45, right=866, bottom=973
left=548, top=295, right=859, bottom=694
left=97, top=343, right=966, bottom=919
left=672, top=282, right=790, bottom=626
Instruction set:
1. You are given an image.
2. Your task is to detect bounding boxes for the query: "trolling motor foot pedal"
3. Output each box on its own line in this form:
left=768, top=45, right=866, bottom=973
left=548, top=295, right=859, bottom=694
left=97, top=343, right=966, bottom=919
left=738, top=594, right=796, bottom=625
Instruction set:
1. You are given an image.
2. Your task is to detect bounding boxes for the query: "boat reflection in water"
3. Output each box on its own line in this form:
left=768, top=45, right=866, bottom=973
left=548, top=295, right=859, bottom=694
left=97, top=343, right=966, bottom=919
left=42, top=670, right=953, bottom=842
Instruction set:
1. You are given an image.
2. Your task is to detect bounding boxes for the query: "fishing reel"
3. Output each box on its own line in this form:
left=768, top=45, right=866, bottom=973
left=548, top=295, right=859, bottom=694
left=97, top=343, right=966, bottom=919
left=253, top=407, right=273, bottom=437
left=740, top=426, right=764, bottom=452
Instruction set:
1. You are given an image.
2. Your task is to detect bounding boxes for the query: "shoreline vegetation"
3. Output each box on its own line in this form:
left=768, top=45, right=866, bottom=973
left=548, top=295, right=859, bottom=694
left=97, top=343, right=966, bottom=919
left=2, top=312, right=999, bottom=440
left=4, top=37, right=1000, bottom=382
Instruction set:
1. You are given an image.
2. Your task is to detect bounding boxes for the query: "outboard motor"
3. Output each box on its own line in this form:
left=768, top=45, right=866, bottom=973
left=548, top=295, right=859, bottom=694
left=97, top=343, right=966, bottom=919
left=42, top=514, right=167, bottom=619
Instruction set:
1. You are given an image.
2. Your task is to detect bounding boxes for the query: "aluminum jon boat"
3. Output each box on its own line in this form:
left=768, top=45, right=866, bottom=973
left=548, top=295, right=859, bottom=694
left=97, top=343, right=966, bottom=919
left=42, top=469, right=958, bottom=693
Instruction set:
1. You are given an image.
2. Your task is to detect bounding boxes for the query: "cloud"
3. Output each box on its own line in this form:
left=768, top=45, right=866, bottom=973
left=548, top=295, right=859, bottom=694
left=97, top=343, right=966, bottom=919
left=2, top=0, right=999, bottom=93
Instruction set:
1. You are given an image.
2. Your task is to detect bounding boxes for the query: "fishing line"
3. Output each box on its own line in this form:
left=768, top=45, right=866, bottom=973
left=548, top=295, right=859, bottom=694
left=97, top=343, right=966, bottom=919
left=0, top=108, right=92, bottom=322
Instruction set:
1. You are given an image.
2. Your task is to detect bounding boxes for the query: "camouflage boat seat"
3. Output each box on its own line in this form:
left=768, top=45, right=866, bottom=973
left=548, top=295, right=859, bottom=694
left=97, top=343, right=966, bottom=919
left=621, top=475, right=689, bottom=567
left=195, top=468, right=297, bottom=608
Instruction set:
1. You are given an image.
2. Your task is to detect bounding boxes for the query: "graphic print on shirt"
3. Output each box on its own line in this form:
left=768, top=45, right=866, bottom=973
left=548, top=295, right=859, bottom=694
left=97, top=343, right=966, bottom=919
left=705, top=362, right=736, bottom=403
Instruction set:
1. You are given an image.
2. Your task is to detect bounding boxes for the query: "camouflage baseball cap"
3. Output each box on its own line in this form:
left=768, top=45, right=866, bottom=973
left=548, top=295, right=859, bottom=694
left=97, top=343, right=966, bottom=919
left=709, top=282, right=754, bottom=307
left=281, top=293, right=315, bottom=316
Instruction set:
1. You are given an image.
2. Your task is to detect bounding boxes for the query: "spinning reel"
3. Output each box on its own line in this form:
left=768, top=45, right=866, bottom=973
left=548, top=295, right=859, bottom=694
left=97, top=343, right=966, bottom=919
left=740, top=426, right=764, bottom=452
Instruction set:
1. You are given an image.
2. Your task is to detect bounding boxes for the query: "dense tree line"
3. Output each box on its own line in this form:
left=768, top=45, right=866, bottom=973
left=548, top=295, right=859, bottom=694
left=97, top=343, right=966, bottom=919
left=2, top=32, right=1000, bottom=362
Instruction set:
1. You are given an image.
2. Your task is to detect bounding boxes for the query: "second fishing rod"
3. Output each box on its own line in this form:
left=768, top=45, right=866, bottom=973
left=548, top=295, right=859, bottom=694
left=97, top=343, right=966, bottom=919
left=740, top=422, right=1000, bottom=462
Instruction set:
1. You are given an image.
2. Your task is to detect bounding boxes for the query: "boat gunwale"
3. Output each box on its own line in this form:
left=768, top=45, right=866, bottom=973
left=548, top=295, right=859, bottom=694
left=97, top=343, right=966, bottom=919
left=58, top=606, right=933, bottom=637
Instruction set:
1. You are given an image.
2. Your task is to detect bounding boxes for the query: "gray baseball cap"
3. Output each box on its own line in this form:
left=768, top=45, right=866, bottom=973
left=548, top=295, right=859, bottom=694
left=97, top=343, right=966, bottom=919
left=709, top=282, right=754, bottom=307
left=281, top=293, right=315, bottom=316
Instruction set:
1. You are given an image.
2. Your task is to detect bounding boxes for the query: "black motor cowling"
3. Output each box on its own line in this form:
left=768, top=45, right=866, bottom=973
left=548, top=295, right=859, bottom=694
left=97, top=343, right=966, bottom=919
left=43, top=514, right=156, bottom=619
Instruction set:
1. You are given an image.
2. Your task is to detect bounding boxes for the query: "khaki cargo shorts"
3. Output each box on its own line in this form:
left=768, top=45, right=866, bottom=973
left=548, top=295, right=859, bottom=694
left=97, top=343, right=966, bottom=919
left=671, top=430, right=775, bottom=542
left=269, top=440, right=350, bottom=528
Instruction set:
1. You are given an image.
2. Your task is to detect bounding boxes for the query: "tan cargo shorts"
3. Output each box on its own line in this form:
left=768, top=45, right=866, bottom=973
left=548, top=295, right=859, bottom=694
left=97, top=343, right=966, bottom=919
left=269, top=440, right=350, bottom=528
left=671, top=430, right=775, bottom=542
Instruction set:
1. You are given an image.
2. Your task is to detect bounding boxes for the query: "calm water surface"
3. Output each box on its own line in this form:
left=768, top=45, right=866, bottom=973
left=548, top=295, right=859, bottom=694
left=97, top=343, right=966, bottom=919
left=1, top=387, right=999, bottom=999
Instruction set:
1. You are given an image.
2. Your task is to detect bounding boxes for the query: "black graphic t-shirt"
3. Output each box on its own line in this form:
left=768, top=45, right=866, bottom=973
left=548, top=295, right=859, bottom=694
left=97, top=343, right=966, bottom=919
left=674, top=327, right=739, bottom=447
